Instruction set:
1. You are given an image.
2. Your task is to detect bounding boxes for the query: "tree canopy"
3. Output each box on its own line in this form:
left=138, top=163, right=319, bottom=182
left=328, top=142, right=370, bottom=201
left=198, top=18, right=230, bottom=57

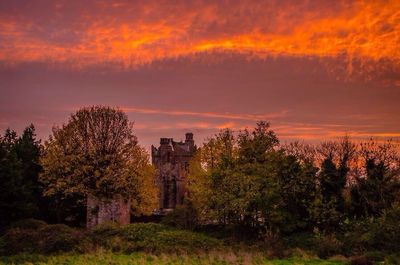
left=186, top=122, right=400, bottom=235
left=40, top=106, right=157, bottom=215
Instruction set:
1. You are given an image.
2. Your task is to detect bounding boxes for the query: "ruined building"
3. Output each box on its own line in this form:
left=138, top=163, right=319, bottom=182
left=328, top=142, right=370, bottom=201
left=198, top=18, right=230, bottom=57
left=152, top=133, right=196, bottom=212
left=86, top=195, right=130, bottom=228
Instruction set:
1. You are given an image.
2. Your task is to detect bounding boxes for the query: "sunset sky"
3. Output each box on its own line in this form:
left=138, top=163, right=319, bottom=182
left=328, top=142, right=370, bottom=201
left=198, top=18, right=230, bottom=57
left=1, top=0, right=399, bottom=149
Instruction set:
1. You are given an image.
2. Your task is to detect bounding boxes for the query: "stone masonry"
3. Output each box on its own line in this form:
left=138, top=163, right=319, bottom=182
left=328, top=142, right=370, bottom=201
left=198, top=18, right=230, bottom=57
left=151, top=133, right=196, bottom=212
left=86, top=194, right=130, bottom=228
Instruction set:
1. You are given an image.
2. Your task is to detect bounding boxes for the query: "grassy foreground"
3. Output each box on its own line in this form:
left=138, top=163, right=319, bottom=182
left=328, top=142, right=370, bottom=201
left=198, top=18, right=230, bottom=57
left=0, top=252, right=346, bottom=265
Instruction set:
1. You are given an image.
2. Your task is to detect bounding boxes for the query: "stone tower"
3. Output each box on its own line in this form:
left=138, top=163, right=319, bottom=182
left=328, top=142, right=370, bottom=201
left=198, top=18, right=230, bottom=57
left=151, top=133, right=196, bottom=212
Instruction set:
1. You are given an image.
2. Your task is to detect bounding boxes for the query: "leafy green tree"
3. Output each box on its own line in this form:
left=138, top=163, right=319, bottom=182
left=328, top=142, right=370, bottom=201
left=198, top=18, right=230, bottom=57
left=276, top=155, right=318, bottom=233
left=188, top=122, right=320, bottom=234
left=203, top=129, right=237, bottom=225
left=237, top=121, right=279, bottom=164
left=40, top=106, right=157, bottom=223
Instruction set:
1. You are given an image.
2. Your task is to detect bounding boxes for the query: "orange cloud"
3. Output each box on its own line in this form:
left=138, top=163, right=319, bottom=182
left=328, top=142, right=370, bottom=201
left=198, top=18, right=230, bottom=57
left=121, top=107, right=400, bottom=142
left=121, top=107, right=287, bottom=121
left=0, top=0, right=398, bottom=73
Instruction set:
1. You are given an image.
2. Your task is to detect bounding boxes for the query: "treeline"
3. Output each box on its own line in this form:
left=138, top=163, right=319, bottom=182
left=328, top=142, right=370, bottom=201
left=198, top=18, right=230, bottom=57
left=0, top=124, right=84, bottom=229
left=0, top=106, right=157, bottom=230
left=1, top=115, right=400, bottom=253
left=178, top=122, right=400, bottom=249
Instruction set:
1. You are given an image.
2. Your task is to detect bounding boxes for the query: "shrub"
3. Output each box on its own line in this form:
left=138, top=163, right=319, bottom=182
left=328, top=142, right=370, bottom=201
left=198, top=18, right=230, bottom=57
left=121, top=223, right=171, bottom=242
left=4, top=221, right=223, bottom=255
left=367, top=204, right=400, bottom=252
left=344, top=203, right=400, bottom=254
left=161, top=204, right=198, bottom=230
left=154, top=230, right=221, bottom=252
left=363, top=251, right=386, bottom=263
left=90, top=222, right=132, bottom=252
left=2, top=227, right=42, bottom=254
left=39, top=224, right=91, bottom=253
left=90, top=222, right=121, bottom=243
left=259, top=228, right=285, bottom=258
left=283, top=232, right=315, bottom=250
left=120, top=223, right=222, bottom=253
left=384, top=254, right=400, bottom=265
left=342, top=218, right=371, bottom=255
left=314, top=234, right=343, bottom=259
left=88, top=222, right=223, bottom=253
left=2, top=222, right=92, bottom=254
left=9, top=219, right=47, bottom=230
left=349, top=256, right=373, bottom=265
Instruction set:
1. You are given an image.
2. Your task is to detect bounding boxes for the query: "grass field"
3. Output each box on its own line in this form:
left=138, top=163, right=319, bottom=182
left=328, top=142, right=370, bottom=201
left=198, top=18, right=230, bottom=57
left=0, top=252, right=347, bottom=265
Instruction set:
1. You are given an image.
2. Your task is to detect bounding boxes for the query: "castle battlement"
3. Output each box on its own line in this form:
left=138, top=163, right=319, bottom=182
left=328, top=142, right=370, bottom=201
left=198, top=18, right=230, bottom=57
left=151, top=133, right=196, bottom=211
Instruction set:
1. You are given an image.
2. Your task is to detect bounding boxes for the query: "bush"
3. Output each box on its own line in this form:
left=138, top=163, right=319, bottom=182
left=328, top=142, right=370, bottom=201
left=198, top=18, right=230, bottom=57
left=342, top=218, right=371, bottom=255
left=87, top=222, right=223, bottom=253
left=39, top=224, right=91, bottom=253
left=349, top=256, right=373, bottom=265
left=283, top=232, right=315, bottom=250
left=121, top=223, right=171, bottom=242
left=259, top=228, right=285, bottom=258
left=161, top=204, right=198, bottom=230
left=2, top=223, right=92, bottom=254
left=120, top=223, right=222, bottom=253
left=363, top=251, right=386, bottom=263
left=90, top=222, right=132, bottom=252
left=154, top=230, right=221, bottom=252
left=90, top=222, right=121, bottom=243
left=344, top=204, right=400, bottom=254
left=314, top=233, right=343, bottom=259
left=9, top=219, right=47, bottom=230
left=2, top=227, right=42, bottom=254
left=367, top=204, right=400, bottom=252
left=384, top=254, right=400, bottom=265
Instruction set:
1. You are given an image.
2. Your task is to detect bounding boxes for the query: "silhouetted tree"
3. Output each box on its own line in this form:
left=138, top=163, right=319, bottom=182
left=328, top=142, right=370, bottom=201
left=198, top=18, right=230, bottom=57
left=0, top=126, right=42, bottom=229
left=350, top=140, right=400, bottom=217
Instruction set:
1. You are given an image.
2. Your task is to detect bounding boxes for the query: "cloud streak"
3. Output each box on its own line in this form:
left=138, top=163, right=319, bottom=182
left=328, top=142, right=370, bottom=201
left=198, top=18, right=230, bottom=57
left=121, top=107, right=288, bottom=121
left=0, top=0, right=399, bottom=73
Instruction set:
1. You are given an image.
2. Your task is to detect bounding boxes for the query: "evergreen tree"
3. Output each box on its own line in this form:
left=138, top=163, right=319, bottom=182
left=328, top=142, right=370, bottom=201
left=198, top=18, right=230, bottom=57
left=14, top=125, right=42, bottom=217
left=0, top=128, right=41, bottom=229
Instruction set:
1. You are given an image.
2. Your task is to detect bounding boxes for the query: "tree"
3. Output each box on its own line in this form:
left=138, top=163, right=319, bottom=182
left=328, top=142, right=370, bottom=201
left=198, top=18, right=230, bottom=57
left=283, top=141, right=317, bottom=165
left=313, top=137, right=356, bottom=230
left=14, top=125, right=43, bottom=217
left=40, top=106, right=157, bottom=224
left=350, top=139, right=400, bottom=218
left=275, top=154, right=318, bottom=233
left=0, top=127, right=42, bottom=229
left=313, top=158, right=344, bottom=231
left=198, top=129, right=237, bottom=225
left=237, top=121, right=279, bottom=164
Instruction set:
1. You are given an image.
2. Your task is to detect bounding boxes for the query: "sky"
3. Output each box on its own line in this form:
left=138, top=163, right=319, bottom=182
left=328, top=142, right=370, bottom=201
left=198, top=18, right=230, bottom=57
left=0, top=0, right=399, bottom=150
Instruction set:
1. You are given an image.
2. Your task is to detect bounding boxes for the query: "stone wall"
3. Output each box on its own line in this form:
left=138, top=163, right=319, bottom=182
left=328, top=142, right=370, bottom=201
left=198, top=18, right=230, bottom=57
left=86, top=194, right=130, bottom=228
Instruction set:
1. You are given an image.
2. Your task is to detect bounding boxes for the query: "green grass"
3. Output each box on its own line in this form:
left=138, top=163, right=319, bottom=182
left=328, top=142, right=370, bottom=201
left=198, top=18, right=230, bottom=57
left=0, top=252, right=346, bottom=265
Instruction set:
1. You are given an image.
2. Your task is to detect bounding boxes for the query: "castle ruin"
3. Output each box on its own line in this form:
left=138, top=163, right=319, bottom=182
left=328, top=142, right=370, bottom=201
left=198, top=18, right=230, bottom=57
left=152, top=133, right=196, bottom=212
left=86, top=194, right=130, bottom=228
